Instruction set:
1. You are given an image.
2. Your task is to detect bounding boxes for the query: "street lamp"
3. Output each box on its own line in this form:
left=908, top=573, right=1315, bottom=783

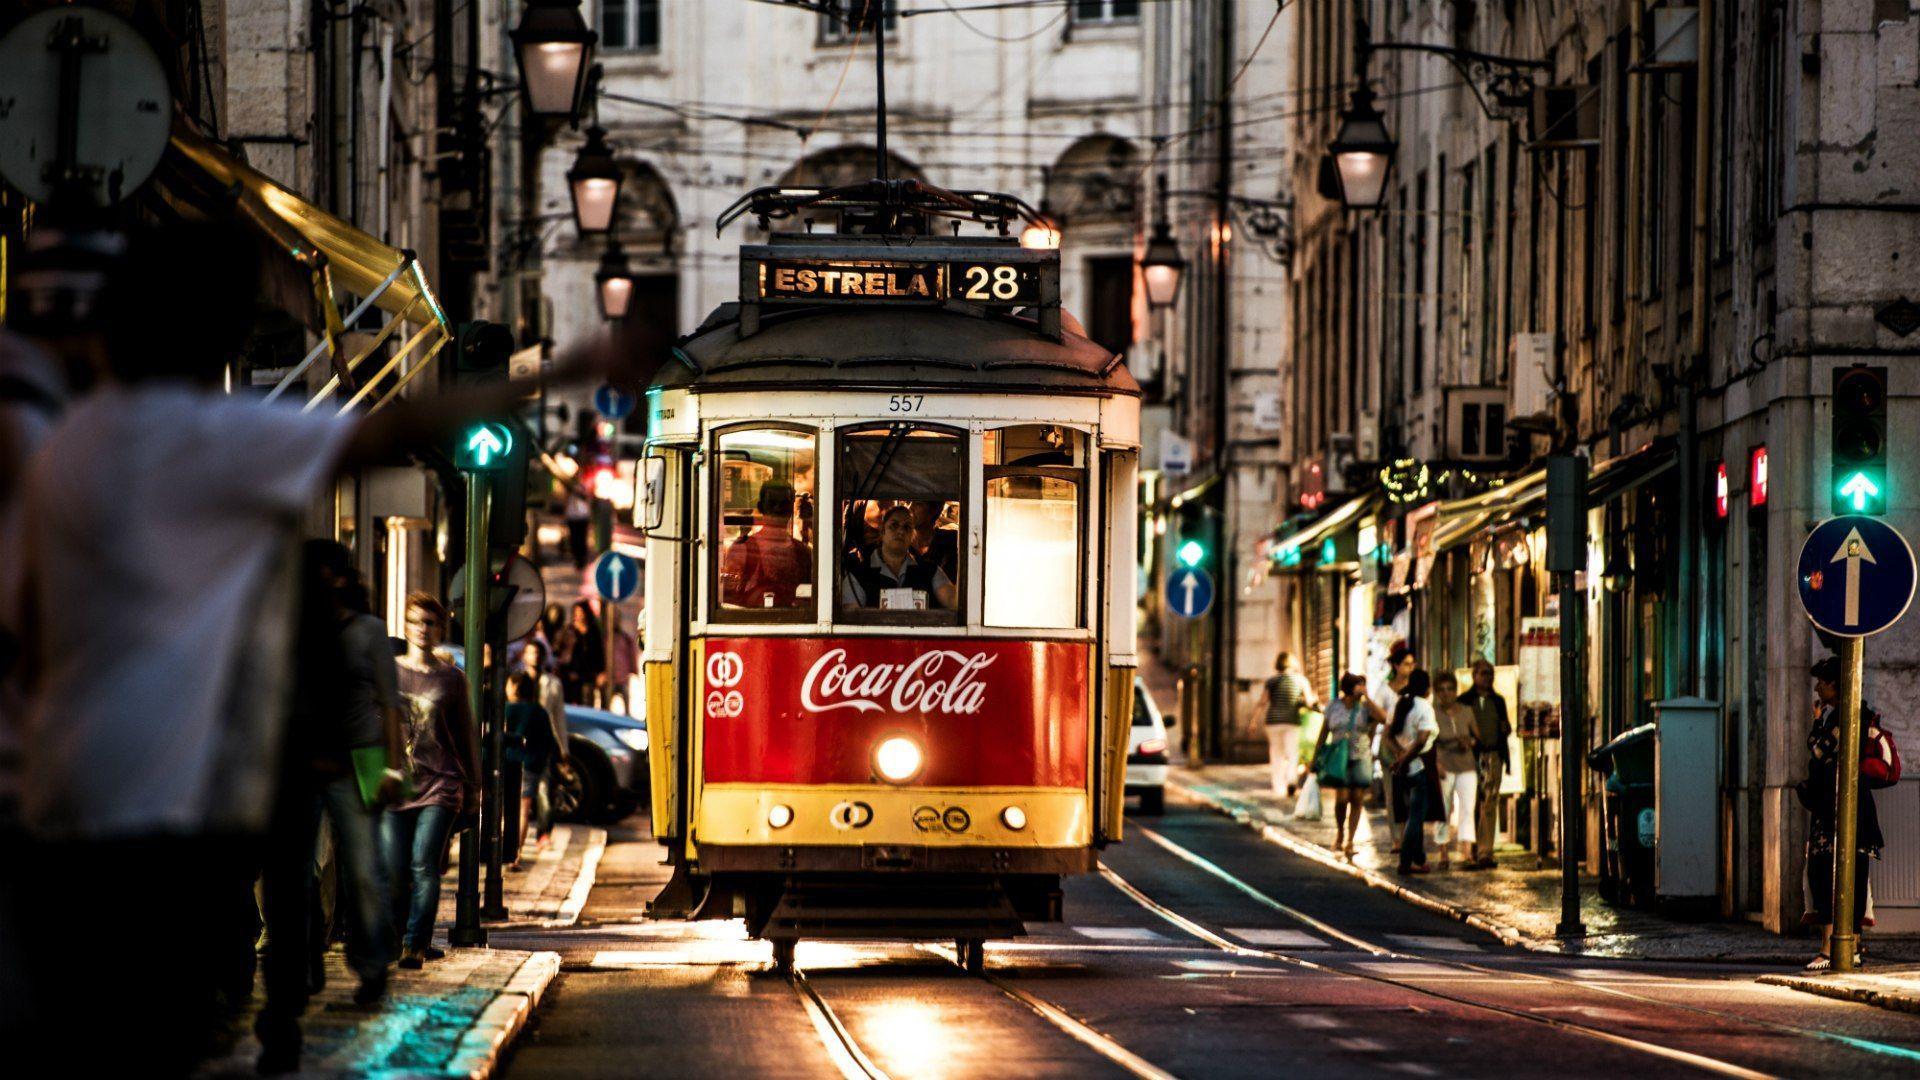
left=1020, top=217, right=1061, bottom=250
left=511, top=0, right=597, bottom=122
left=567, top=126, right=622, bottom=235
left=596, top=241, right=636, bottom=320
left=1140, top=176, right=1186, bottom=311
left=1327, top=84, right=1395, bottom=211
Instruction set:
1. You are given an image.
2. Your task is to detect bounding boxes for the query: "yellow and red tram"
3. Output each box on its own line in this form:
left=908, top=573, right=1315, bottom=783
left=638, top=182, right=1140, bottom=969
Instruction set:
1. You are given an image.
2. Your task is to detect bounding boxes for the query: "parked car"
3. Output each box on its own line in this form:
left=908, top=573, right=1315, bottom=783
left=552, top=705, right=650, bottom=825
left=1128, top=678, right=1170, bottom=814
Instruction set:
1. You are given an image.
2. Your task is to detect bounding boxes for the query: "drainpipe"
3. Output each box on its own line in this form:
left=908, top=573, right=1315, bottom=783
left=1680, top=0, right=1714, bottom=697
left=1209, top=0, right=1236, bottom=762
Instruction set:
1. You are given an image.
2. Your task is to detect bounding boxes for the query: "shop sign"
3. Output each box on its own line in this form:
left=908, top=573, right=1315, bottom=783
left=699, top=637, right=1089, bottom=787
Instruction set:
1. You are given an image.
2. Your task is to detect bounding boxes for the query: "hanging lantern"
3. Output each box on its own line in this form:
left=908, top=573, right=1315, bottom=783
left=567, top=126, right=622, bottom=235
left=1328, top=84, right=1396, bottom=211
left=511, top=0, right=597, bottom=122
left=595, top=242, right=636, bottom=320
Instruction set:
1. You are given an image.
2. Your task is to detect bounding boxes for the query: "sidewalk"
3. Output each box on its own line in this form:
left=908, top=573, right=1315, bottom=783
left=1172, top=764, right=1920, bottom=966
left=1757, top=965, right=1920, bottom=1015
left=195, top=824, right=603, bottom=1078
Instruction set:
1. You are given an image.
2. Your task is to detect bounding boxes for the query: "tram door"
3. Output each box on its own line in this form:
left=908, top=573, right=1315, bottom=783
left=643, top=444, right=693, bottom=842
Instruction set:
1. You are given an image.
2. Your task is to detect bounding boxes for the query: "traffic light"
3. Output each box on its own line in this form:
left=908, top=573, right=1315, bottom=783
left=1173, top=502, right=1214, bottom=570
left=454, top=320, right=515, bottom=383
left=1832, top=364, right=1888, bottom=515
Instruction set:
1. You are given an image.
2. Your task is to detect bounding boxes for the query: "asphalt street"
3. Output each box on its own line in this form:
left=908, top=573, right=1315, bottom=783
left=493, top=792, right=1920, bottom=1079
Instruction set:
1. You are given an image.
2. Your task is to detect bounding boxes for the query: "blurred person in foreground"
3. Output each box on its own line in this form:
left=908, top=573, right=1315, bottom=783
left=6, top=219, right=642, bottom=1075
left=0, top=215, right=124, bottom=1045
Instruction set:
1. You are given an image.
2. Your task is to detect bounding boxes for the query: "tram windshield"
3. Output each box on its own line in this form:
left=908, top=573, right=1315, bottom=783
left=715, top=426, right=817, bottom=617
left=836, top=424, right=964, bottom=623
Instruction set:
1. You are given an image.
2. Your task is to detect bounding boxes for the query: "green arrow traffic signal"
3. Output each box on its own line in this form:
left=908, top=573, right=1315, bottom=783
left=1176, top=538, right=1207, bottom=568
left=1839, top=470, right=1883, bottom=512
left=458, top=422, right=514, bottom=470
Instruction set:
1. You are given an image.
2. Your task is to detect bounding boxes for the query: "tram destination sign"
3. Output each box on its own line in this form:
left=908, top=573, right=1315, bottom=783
left=738, top=242, right=1062, bottom=340
left=756, top=258, right=1040, bottom=306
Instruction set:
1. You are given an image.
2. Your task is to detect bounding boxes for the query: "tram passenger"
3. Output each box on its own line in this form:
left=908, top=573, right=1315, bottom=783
left=909, top=499, right=959, bottom=581
left=721, top=481, right=813, bottom=609
left=841, top=505, right=957, bottom=610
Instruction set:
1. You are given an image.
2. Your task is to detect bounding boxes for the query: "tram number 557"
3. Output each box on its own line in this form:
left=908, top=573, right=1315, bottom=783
left=887, top=393, right=925, bottom=413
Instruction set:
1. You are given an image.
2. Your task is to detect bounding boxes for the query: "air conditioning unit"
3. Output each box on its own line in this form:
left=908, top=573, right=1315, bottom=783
left=1355, top=411, right=1379, bottom=463
left=1509, top=333, right=1555, bottom=422
left=1327, top=432, right=1356, bottom=495
left=1445, top=387, right=1510, bottom=463
left=1530, top=85, right=1601, bottom=150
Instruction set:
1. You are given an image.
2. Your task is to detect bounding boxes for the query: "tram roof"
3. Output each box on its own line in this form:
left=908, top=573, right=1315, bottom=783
left=655, top=304, right=1140, bottom=397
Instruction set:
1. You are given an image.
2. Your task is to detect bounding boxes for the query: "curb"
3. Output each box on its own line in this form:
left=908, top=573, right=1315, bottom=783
left=544, top=826, right=607, bottom=928
left=1170, top=778, right=1553, bottom=954
left=1756, top=973, right=1920, bottom=1016
left=444, top=951, right=564, bottom=1079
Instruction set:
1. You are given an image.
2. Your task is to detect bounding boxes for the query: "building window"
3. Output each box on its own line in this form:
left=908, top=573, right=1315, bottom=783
left=599, top=0, right=659, bottom=53
left=818, top=0, right=897, bottom=44
left=1085, top=255, right=1135, bottom=356
left=1072, top=0, right=1140, bottom=24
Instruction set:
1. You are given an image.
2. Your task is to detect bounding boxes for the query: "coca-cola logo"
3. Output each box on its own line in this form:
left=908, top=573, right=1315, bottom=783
left=800, top=647, right=997, bottom=716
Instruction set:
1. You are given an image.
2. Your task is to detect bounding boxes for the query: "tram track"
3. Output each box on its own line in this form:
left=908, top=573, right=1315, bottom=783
left=1129, top=823, right=1920, bottom=1067
left=790, top=968, right=894, bottom=1080
left=1108, top=823, right=1920, bottom=1076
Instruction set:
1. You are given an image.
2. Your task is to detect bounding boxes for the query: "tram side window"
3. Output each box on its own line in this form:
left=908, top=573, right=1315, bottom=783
left=835, top=424, right=964, bottom=623
left=983, top=425, right=1085, bottom=629
left=715, top=427, right=817, bottom=616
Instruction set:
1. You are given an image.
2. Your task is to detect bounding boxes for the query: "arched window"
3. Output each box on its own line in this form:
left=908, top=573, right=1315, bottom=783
left=613, top=160, right=679, bottom=255
left=1044, top=135, right=1140, bottom=227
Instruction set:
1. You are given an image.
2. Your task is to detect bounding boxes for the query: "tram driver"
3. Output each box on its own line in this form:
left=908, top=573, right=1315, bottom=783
left=841, top=504, right=956, bottom=611
left=720, top=481, right=813, bottom=609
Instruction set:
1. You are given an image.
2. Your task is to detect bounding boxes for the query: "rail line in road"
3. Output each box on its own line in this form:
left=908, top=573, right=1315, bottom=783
left=790, top=968, right=894, bottom=1080
left=1119, top=823, right=1920, bottom=1074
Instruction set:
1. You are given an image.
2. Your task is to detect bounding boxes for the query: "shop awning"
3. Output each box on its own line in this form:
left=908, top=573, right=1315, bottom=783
left=1272, top=491, right=1382, bottom=568
left=156, top=126, right=451, bottom=414
left=1429, top=437, right=1679, bottom=553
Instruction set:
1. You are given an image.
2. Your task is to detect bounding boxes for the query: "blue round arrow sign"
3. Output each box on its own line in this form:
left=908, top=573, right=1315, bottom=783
left=594, top=384, right=636, bottom=421
left=593, top=550, right=642, bottom=603
left=1796, top=515, right=1917, bottom=637
left=1164, top=566, right=1215, bottom=620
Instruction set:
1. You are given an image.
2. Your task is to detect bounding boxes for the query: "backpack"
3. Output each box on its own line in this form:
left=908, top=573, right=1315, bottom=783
left=1863, top=720, right=1903, bottom=790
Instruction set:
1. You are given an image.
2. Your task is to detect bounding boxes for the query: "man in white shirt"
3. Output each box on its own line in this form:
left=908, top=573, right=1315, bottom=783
left=8, top=220, right=632, bottom=1073
left=1390, top=669, right=1439, bottom=875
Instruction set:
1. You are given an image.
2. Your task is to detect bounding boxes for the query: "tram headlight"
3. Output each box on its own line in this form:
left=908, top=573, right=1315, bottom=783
left=873, top=736, right=924, bottom=784
left=768, top=804, right=794, bottom=829
left=1001, top=806, right=1027, bottom=831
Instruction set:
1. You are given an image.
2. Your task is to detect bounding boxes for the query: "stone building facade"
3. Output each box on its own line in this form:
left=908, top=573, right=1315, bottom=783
left=1282, top=0, right=1920, bottom=933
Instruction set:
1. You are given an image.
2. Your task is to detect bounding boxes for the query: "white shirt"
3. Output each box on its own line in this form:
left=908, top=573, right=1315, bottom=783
left=14, top=385, right=353, bottom=839
left=1396, top=697, right=1440, bottom=777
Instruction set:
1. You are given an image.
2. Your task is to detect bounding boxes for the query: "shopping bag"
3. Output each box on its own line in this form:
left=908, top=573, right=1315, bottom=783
left=1294, top=773, right=1323, bottom=820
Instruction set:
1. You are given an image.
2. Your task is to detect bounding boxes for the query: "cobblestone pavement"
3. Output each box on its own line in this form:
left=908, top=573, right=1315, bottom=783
left=193, top=825, right=602, bottom=1078
left=1171, top=764, right=1920, bottom=966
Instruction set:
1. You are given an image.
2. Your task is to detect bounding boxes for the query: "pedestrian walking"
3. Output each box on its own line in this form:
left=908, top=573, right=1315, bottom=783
left=565, top=488, right=592, bottom=569
left=1458, top=659, right=1510, bottom=869
left=1259, top=652, right=1318, bottom=797
left=309, top=542, right=405, bottom=1001
left=559, top=600, right=607, bottom=705
left=1430, top=672, right=1478, bottom=870
left=518, top=639, right=571, bottom=852
left=1799, top=656, right=1882, bottom=971
left=1309, top=673, right=1378, bottom=861
left=1388, top=669, right=1438, bottom=875
left=383, top=594, right=480, bottom=969
left=1370, top=642, right=1416, bottom=850
left=506, top=672, right=561, bottom=870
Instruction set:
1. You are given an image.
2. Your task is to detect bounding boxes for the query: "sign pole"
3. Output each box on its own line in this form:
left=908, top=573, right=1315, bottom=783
left=481, top=602, right=510, bottom=920
left=1832, top=634, right=1866, bottom=973
left=1544, top=455, right=1587, bottom=938
left=451, top=470, right=491, bottom=947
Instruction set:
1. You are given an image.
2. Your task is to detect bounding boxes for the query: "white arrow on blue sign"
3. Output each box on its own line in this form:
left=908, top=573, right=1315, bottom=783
left=594, top=383, right=636, bottom=421
left=1164, top=566, right=1215, bottom=620
left=593, top=550, right=642, bottom=603
left=1796, top=515, right=1917, bottom=637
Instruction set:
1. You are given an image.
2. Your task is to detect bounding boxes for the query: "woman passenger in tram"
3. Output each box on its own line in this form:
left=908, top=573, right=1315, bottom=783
left=840, top=504, right=957, bottom=611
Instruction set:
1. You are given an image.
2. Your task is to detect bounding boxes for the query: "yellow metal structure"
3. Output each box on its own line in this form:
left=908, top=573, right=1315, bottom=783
left=1100, top=665, right=1137, bottom=841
